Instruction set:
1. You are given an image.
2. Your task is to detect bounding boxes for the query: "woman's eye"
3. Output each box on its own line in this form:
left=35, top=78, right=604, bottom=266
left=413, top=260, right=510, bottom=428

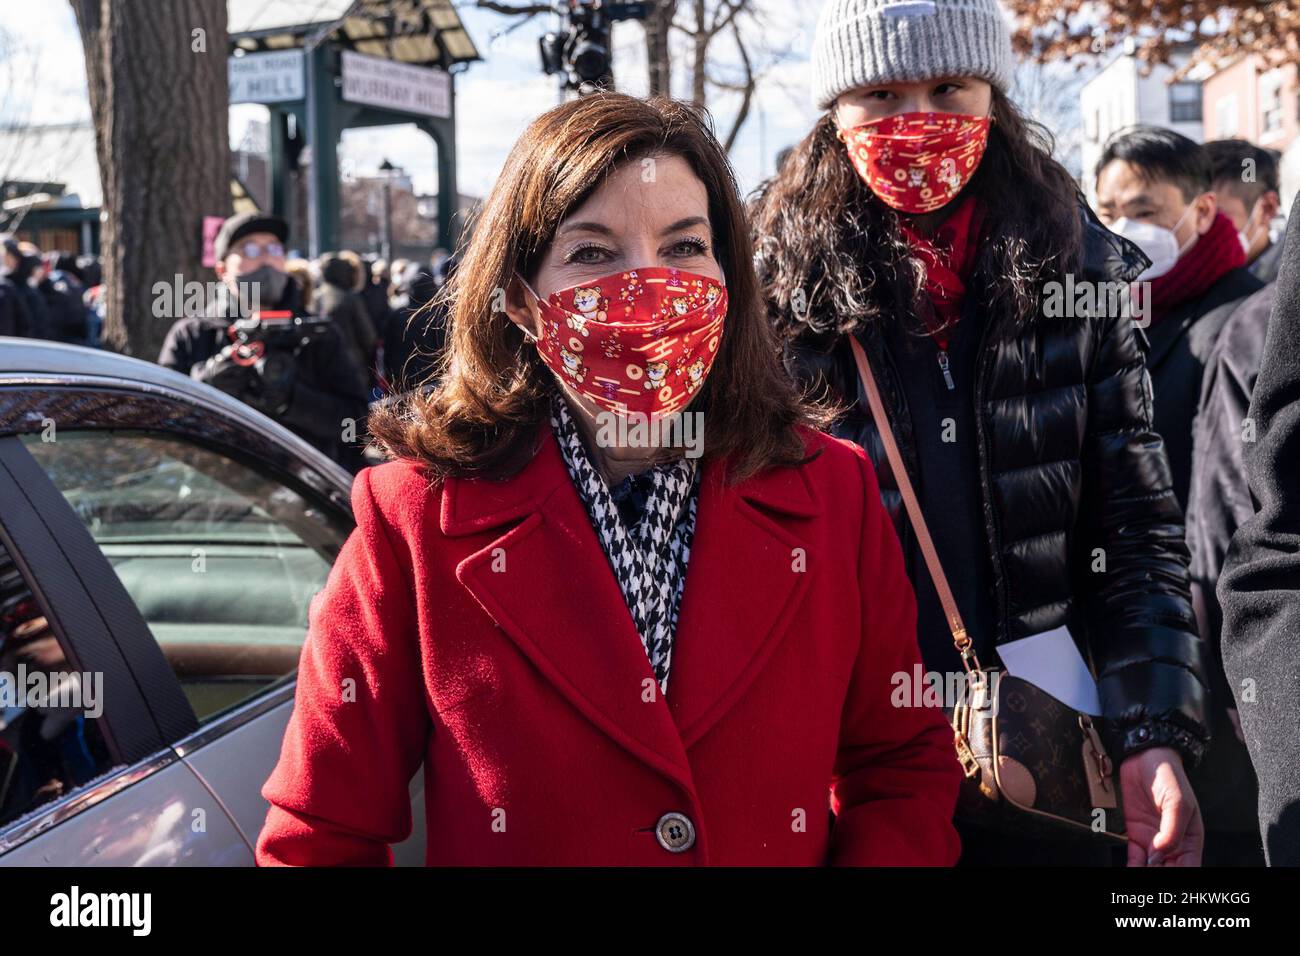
left=935, top=83, right=962, bottom=95
left=669, top=237, right=709, bottom=257
left=568, top=244, right=612, bottom=264
left=867, top=90, right=894, bottom=101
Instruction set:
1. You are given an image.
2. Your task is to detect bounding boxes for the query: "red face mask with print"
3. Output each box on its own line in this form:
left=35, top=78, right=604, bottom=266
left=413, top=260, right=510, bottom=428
left=518, top=266, right=728, bottom=419
left=838, top=111, right=992, bottom=214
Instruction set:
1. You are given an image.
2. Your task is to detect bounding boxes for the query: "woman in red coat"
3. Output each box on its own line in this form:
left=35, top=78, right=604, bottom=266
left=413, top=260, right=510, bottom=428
left=255, top=93, right=962, bottom=866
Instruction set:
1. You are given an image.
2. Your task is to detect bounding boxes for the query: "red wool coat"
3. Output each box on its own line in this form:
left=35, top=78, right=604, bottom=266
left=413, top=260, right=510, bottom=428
left=255, top=425, right=963, bottom=866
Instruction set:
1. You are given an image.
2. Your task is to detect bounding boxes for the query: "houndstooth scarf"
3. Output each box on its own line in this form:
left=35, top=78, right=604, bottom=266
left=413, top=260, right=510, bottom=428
left=549, top=391, right=698, bottom=696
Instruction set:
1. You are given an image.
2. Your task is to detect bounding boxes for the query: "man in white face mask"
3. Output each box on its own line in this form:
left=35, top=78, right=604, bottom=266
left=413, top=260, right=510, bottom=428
left=1097, top=135, right=1216, bottom=282
left=1205, top=139, right=1284, bottom=284
left=1095, top=126, right=1264, bottom=511
left=1185, top=142, right=1285, bottom=866
left=1096, top=125, right=1267, bottom=868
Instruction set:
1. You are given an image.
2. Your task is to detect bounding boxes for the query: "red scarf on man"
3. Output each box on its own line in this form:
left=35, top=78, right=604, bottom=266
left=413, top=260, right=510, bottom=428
left=898, top=197, right=984, bottom=345
left=1145, top=211, right=1246, bottom=325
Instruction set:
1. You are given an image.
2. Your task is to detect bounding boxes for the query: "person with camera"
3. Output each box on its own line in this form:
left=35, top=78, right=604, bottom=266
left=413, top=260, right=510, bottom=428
left=157, top=212, right=369, bottom=469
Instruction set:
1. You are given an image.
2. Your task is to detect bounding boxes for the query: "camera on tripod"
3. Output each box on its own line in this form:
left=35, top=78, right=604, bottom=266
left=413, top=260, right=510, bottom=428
left=540, top=0, right=650, bottom=93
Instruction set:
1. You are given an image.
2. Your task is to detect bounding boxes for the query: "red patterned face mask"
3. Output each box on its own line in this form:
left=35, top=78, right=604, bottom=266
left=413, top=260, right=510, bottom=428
left=838, top=111, right=992, bottom=214
left=519, top=266, right=727, bottom=418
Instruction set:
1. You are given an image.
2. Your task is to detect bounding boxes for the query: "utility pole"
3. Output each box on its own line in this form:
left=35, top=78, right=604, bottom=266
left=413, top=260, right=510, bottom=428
left=378, top=158, right=395, bottom=261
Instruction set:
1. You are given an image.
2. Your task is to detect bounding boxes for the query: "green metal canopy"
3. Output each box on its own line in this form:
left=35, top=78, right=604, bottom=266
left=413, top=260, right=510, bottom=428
left=228, top=0, right=480, bottom=68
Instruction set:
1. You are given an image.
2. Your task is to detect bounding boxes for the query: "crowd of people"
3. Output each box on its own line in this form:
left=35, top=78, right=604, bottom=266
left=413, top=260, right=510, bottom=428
left=2, top=216, right=452, bottom=474
left=0, top=238, right=104, bottom=346
left=6, top=0, right=1298, bottom=868
left=152, top=212, right=453, bottom=471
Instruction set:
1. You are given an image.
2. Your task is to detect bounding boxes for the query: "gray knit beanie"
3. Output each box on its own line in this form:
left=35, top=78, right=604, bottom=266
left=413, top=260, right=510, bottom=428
left=811, top=0, right=1016, bottom=111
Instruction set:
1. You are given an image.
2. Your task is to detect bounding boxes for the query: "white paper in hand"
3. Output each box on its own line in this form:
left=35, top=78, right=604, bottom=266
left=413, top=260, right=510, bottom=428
left=996, top=625, right=1102, bottom=715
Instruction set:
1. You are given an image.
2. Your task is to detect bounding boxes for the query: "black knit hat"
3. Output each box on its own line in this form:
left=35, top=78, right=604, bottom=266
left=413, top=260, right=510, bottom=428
left=213, top=211, right=288, bottom=261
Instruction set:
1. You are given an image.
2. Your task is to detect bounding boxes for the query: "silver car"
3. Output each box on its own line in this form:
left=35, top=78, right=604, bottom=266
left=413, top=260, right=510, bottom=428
left=0, top=337, right=424, bottom=865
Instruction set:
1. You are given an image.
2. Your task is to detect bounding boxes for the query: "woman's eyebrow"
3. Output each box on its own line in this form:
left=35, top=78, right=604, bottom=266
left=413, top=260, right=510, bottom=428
left=556, top=220, right=615, bottom=237
left=660, top=216, right=710, bottom=236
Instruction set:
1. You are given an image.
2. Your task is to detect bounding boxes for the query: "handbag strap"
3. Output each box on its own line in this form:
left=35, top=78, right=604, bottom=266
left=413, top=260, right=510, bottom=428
left=847, top=334, right=983, bottom=674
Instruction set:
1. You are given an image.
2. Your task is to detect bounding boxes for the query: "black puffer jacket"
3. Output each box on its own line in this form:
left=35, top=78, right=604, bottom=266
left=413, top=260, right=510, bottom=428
left=784, top=204, right=1210, bottom=765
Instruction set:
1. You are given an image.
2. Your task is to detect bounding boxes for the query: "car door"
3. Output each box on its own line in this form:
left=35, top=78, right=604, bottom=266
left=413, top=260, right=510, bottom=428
left=0, top=431, right=250, bottom=865
left=0, top=374, right=425, bottom=865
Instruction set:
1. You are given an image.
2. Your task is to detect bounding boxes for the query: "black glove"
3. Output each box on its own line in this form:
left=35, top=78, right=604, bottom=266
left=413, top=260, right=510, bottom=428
left=193, top=344, right=296, bottom=417
left=193, top=344, right=257, bottom=396
left=248, top=349, right=297, bottom=416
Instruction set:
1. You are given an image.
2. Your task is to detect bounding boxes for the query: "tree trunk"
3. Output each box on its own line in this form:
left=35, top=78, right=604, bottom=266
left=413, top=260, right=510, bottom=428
left=71, top=0, right=230, bottom=358
left=645, top=0, right=676, bottom=97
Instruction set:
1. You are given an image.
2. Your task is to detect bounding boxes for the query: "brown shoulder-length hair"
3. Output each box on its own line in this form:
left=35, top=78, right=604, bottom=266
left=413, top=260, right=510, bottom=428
left=751, top=88, right=1085, bottom=343
left=369, top=93, right=822, bottom=482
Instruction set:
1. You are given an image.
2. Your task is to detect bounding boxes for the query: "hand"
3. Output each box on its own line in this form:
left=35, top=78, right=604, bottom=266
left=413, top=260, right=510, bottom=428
left=249, top=349, right=297, bottom=415
left=1119, top=746, right=1203, bottom=866
left=194, top=343, right=255, bottom=395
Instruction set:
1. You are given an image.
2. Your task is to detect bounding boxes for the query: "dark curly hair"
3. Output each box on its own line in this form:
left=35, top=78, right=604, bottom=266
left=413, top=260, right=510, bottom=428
left=750, top=89, right=1085, bottom=343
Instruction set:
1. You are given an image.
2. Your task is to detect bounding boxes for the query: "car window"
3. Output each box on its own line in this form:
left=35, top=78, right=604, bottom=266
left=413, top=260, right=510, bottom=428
left=19, top=431, right=352, bottom=724
left=0, top=537, right=116, bottom=829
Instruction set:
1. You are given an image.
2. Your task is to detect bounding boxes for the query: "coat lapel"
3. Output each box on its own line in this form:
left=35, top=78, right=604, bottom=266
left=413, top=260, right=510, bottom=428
left=442, top=424, right=822, bottom=780
left=667, top=456, right=819, bottom=748
left=443, top=428, right=696, bottom=792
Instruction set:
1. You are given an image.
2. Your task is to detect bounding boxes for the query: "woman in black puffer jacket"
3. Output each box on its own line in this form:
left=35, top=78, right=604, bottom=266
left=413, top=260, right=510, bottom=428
left=753, top=0, right=1209, bottom=867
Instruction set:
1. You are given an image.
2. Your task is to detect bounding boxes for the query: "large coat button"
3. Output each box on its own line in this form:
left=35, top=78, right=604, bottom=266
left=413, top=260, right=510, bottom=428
left=655, top=812, right=696, bottom=853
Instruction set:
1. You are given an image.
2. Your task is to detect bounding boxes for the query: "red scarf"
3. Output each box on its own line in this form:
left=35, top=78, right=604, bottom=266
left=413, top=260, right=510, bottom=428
left=898, top=198, right=984, bottom=347
left=1145, top=211, right=1245, bottom=325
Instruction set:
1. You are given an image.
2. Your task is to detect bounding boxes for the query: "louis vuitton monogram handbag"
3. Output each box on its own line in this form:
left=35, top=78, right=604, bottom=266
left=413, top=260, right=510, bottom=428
left=848, top=335, right=1127, bottom=842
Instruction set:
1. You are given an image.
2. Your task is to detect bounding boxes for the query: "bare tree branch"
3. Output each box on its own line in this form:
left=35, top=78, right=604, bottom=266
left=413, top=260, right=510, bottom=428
left=474, top=1, right=554, bottom=16
left=645, top=0, right=676, bottom=96
left=720, top=13, right=754, bottom=152
left=704, top=0, right=744, bottom=41
left=689, top=0, right=707, bottom=106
